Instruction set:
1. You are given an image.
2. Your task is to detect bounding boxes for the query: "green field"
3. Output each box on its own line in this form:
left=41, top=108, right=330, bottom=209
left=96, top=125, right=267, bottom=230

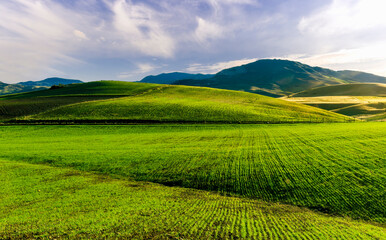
left=284, top=96, right=386, bottom=121
left=0, top=123, right=384, bottom=225
left=1, top=159, right=384, bottom=239
left=0, top=81, right=350, bottom=123
left=292, top=83, right=386, bottom=97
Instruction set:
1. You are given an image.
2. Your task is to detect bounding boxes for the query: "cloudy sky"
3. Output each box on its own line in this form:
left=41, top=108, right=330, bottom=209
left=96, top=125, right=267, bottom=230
left=1, top=0, right=386, bottom=83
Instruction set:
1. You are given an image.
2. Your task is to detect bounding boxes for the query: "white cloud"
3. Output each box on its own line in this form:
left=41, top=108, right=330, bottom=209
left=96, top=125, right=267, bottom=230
left=195, top=17, right=224, bottom=43
left=293, top=0, right=386, bottom=76
left=283, top=43, right=386, bottom=77
left=118, top=63, right=158, bottom=79
left=0, top=0, right=87, bottom=82
left=187, top=58, right=258, bottom=73
left=299, top=0, right=386, bottom=36
left=73, top=30, right=88, bottom=40
left=109, top=0, right=175, bottom=58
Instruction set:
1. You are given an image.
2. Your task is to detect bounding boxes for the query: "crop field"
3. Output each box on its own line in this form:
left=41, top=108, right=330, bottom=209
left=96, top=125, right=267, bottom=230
left=0, top=123, right=384, bottom=225
left=1, top=159, right=384, bottom=239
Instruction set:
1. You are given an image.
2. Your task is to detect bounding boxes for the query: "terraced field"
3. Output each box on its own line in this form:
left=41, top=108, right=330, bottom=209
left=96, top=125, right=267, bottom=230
left=0, top=81, right=350, bottom=123
left=1, top=123, right=384, bottom=224
left=1, top=159, right=384, bottom=239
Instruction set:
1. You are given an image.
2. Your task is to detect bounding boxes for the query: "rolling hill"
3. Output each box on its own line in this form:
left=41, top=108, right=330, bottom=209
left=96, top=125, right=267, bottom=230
left=0, top=81, right=350, bottom=123
left=284, top=83, right=386, bottom=121
left=292, top=83, right=386, bottom=97
left=140, top=72, right=214, bottom=84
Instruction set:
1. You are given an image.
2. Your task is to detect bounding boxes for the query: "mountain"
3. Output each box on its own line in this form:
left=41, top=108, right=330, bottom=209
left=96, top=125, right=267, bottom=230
left=335, top=70, right=386, bottom=83
left=18, top=77, right=82, bottom=87
left=292, top=83, right=386, bottom=97
left=0, top=81, right=349, bottom=123
left=140, top=72, right=214, bottom=84
left=0, top=81, right=47, bottom=96
left=174, top=59, right=353, bottom=96
left=0, top=77, right=83, bottom=96
left=164, top=59, right=386, bottom=97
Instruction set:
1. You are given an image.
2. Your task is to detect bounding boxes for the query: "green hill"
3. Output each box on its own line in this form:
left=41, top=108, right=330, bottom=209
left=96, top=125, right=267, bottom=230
left=1, top=81, right=351, bottom=123
left=0, top=81, right=159, bottom=121
left=292, top=83, right=386, bottom=97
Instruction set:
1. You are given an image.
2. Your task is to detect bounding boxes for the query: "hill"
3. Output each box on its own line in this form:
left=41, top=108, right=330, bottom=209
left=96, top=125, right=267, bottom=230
left=336, top=70, right=386, bottom=83
left=0, top=77, right=83, bottom=96
left=146, top=59, right=386, bottom=96
left=18, top=77, right=82, bottom=87
left=140, top=72, right=214, bottom=84
left=292, top=83, right=386, bottom=97
left=285, top=83, right=386, bottom=121
left=0, top=81, right=46, bottom=96
left=0, top=81, right=350, bottom=123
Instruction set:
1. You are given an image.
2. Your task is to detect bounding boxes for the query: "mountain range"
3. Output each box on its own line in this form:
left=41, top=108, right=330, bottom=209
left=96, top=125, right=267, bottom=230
left=141, top=59, right=386, bottom=97
left=2, top=59, right=386, bottom=97
left=140, top=72, right=214, bottom=84
left=0, top=78, right=82, bottom=96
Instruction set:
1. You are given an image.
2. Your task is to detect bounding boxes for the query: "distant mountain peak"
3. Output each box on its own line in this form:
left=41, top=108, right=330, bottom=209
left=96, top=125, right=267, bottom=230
left=140, top=72, right=214, bottom=84
left=18, top=77, right=83, bottom=87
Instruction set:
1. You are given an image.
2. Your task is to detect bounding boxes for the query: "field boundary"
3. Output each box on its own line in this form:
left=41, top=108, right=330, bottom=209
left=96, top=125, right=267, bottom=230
left=2, top=119, right=358, bottom=125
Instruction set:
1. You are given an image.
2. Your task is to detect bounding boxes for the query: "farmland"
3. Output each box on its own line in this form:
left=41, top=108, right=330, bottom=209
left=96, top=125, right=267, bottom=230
left=0, top=123, right=384, bottom=226
left=1, top=159, right=384, bottom=239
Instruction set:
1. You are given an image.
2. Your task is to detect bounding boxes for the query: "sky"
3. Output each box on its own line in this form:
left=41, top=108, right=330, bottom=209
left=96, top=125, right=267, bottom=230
left=1, top=0, right=386, bottom=83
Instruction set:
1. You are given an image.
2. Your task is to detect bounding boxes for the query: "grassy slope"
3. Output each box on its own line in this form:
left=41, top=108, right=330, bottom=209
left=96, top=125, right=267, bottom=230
left=284, top=94, right=386, bottom=121
left=1, top=123, right=384, bottom=223
left=2, top=159, right=384, bottom=239
left=0, top=81, right=160, bottom=120
left=19, top=83, right=350, bottom=123
left=292, top=83, right=386, bottom=97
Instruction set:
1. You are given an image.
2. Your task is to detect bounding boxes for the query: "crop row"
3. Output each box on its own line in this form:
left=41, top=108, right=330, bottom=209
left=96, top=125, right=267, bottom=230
left=1, top=159, right=384, bottom=239
left=0, top=123, right=384, bottom=222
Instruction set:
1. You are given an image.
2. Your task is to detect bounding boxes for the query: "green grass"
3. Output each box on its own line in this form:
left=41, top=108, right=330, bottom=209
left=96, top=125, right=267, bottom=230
left=15, top=83, right=350, bottom=123
left=292, top=83, right=386, bottom=97
left=0, top=123, right=384, bottom=223
left=0, top=81, right=161, bottom=121
left=1, top=159, right=384, bottom=239
left=284, top=96, right=386, bottom=121
left=0, top=81, right=159, bottom=99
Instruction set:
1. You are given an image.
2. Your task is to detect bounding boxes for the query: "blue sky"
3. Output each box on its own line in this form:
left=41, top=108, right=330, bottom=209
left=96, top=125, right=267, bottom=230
left=1, top=0, right=386, bottom=83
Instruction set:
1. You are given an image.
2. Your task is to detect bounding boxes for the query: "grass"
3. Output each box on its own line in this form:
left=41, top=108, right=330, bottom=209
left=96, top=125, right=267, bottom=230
left=0, top=123, right=384, bottom=223
left=292, top=83, right=386, bottom=97
left=0, top=81, right=351, bottom=123
left=284, top=96, right=386, bottom=121
left=1, top=159, right=384, bottom=239
left=10, top=83, right=351, bottom=123
left=0, top=81, right=160, bottom=121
